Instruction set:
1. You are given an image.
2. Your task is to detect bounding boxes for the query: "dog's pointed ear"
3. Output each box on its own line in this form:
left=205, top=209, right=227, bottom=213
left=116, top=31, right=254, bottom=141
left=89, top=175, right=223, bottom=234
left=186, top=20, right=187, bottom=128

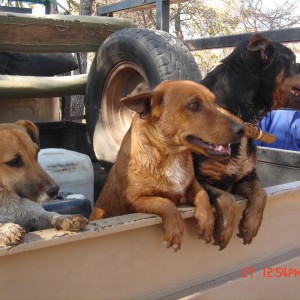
left=121, top=91, right=162, bottom=119
left=247, top=34, right=271, bottom=61
left=16, top=120, right=40, bottom=148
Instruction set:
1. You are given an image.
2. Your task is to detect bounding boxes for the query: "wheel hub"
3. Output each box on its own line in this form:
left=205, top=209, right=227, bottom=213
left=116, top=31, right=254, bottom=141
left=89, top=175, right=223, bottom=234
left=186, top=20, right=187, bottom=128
left=101, top=62, right=149, bottom=147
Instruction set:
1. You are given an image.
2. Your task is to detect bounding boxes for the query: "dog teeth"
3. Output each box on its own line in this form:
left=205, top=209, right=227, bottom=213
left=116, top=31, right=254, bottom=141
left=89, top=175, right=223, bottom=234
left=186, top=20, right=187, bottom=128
left=213, top=144, right=231, bottom=154
left=214, top=145, right=225, bottom=152
left=291, top=89, right=300, bottom=96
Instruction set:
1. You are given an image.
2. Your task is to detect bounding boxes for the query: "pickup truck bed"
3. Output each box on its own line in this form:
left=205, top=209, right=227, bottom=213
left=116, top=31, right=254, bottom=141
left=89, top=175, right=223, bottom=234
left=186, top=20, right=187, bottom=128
left=0, top=148, right=299, bottom=300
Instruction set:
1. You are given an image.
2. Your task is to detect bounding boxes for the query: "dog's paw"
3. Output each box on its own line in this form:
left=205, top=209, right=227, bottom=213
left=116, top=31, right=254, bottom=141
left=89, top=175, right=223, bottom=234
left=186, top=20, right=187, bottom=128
left=194, top=209, right=214, bottom=244
left=162, top=213, right=184, bottom=251
left=0, top=223, right=26, bottom=246
left=213, top=220, right=235, bottom=250
left=192, top=188, right=215, bottom=244
left=213, top=195, right=237, bottom=250
left=237, top=212, right=263, bottom=244
left=52, top=215, right=88, bottom=232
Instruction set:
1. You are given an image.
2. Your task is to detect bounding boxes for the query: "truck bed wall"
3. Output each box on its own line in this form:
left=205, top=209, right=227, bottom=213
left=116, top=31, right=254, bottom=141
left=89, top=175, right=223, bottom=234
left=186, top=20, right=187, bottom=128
left=0, top=181, right=299, bottom=300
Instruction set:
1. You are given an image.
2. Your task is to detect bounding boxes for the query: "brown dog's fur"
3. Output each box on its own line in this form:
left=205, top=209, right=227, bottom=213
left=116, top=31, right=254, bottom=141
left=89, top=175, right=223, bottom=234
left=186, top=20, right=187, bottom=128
left=0, top=120, right=88, bottom=246
left=90, top=80, right=245, bottom=250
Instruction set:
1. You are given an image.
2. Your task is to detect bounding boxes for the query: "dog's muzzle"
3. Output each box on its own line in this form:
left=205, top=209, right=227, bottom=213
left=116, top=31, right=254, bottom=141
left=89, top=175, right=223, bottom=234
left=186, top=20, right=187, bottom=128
left=37, top=185, right=59, bottom=203
left=186, top=135, right=232, bottom=157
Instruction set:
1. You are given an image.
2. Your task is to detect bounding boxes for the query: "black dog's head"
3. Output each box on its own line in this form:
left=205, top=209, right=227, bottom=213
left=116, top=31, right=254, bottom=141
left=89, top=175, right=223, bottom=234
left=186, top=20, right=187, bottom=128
left=201, top=34, right=300, bottom=122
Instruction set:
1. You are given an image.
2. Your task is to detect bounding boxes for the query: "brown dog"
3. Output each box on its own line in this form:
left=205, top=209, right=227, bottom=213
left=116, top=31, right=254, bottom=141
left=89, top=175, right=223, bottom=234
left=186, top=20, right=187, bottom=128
left=0, top=120, right=88, bottom=246
left=89, top=80, right=245, bottom=250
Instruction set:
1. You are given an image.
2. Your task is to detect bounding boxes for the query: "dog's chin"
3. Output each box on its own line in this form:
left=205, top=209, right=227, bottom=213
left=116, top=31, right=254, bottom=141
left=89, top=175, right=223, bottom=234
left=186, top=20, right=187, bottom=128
left=186, top=135, right=231, bottom=158
left=15, top=190, right=51, bottom=204
left=36, top=193, right=52, bottom=204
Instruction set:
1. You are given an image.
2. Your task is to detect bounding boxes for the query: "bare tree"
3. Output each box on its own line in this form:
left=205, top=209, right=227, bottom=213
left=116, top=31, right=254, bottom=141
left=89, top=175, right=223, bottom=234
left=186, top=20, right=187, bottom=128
left=67, top=0, right=95, bottom=120
left=238, top=0, right=300, bottom=31
left=67, top=0, right=300, bottom=77
left=68, top=0, right=80, bottom=14
left=79, top=0, right=95, bottom=74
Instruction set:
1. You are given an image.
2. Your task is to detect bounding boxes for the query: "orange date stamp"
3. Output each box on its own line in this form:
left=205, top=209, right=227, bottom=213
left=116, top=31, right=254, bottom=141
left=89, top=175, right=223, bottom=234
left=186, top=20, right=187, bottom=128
left=242, top=267, right=300, bottom=278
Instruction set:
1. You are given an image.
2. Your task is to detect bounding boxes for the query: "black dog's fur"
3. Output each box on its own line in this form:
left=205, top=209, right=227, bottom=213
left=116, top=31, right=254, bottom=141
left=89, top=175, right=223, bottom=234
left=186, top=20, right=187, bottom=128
left=194, top=34, right=300, bottom=249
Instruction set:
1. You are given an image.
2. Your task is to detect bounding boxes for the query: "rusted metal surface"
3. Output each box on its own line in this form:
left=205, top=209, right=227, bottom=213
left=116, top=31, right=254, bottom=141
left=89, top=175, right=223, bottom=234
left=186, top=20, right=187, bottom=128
left=0, top=13, right=136, bottom=53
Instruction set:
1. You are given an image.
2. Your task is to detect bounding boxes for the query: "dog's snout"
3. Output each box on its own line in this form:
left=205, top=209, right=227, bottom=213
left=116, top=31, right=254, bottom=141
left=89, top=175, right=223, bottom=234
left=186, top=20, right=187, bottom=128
left=46, top=185, right=59, bottom=199
left=232, top=124, right=245, bottom=137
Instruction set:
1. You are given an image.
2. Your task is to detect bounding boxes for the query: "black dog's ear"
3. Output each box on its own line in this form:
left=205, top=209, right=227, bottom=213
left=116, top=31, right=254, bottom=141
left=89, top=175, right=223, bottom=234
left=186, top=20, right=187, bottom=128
left=16, top=120, right=40, bottom=149
left=247, top=34, right=271, bottom=61
left=121, top=91, right=162, bottom=119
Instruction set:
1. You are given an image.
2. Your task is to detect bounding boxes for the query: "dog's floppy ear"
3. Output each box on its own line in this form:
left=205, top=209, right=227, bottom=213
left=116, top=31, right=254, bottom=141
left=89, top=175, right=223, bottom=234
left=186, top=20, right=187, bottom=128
left=16, top=120, right=40, bottom=148
left=247, top=34, right=271, bottom=62
left=121, top=91, right=162, bottom=119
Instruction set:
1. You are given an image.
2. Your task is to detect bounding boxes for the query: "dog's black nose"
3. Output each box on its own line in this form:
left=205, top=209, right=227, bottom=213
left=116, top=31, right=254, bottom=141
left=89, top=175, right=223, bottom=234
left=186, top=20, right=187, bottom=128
left=232, top=124, right=245, bottom=137
left=46, top=185, right=59, bottom=198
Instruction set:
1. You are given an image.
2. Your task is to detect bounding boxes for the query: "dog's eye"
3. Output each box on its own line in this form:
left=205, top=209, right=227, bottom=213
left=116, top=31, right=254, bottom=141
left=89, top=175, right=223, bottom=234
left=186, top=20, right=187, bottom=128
left=5, top=157, right=23, bottom=168
left=188, top=102, right=201, bottom=112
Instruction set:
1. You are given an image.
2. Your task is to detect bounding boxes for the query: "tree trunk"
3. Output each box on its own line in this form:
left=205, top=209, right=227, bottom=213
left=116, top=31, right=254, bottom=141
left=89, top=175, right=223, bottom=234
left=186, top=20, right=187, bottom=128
left=79, top=0, right=95, bottom=74
left=174, top=4, right=184, bottom=40
left=71, top=0, right=95, bottom=120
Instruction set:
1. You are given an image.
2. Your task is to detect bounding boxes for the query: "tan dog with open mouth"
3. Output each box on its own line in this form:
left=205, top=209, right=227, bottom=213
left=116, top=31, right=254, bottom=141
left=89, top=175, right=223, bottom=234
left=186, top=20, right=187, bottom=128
left=0, top=120, right=88, bottom=246
left=89, top=80, right=245, bottom=250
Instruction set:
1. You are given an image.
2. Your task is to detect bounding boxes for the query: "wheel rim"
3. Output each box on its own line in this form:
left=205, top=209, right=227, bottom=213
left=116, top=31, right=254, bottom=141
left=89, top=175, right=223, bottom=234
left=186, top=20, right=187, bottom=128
left=101, top=62, right=149, bottom=148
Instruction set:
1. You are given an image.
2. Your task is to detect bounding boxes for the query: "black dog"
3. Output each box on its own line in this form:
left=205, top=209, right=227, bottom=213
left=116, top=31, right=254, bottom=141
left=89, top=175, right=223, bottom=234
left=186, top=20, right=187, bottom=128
left=194, top=34, right=300, bottom=250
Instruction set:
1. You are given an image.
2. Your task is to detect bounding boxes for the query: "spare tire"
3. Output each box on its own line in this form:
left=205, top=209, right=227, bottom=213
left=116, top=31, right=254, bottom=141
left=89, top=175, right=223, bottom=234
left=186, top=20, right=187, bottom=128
left=85, top=28, right=201, bottom=162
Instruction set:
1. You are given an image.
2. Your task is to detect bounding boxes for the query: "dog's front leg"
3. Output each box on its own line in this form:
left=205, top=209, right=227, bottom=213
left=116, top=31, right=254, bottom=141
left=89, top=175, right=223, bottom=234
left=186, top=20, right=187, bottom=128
left=22, top=200, right=88, bottom=232
left=204, top=184, right=237, bottom=250
left=25, top=201, right=88, bottom=232
left=186, top=180, right=215, bottom=243
left=130, top=197, right=184, bottom=250
left=233, top=174, right=267, bottom=244
left=49, top=213, right=88, bottom=232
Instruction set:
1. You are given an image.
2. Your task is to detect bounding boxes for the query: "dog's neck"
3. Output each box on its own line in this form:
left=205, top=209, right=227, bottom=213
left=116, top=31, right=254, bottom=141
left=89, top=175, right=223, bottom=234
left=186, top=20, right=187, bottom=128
left=0, top=189, right=22, bottom=210
left=130, top=118, right=187, bottom=154
left=125, top=120, right=194, bottom=181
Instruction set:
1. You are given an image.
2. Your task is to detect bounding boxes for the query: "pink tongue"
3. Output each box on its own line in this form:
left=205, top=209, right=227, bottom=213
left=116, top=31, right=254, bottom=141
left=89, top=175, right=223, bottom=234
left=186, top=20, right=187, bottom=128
left=213, top=144, right=231, bottom=155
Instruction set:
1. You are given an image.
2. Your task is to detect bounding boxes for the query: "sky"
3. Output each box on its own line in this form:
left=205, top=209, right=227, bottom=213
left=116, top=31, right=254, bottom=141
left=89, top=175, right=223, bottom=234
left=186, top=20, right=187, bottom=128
left=32, top=0, right=68, bottom=14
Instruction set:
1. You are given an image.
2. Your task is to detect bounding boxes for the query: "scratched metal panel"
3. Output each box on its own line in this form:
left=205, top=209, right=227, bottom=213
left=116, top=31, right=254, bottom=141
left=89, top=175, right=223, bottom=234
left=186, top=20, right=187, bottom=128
left=256, top=147, right=300, bottom=187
